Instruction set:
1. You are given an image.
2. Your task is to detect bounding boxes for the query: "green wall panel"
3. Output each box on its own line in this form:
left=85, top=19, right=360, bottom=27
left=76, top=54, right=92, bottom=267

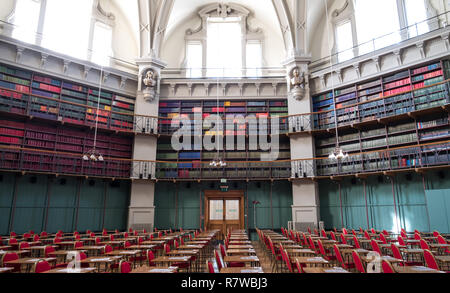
left=154, top=181, right=293, bottom=231
left=0, top=173, right=130, bottom=235
left=319, top=172, right=450, bottom=233
left=425, top=190, right=450, bottom=233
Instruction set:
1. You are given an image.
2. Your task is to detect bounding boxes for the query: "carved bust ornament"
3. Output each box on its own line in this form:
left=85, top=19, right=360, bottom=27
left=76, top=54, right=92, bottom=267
left=290, top=68, right=306, bottom=101
left=142, top=69, right=159, bottom=102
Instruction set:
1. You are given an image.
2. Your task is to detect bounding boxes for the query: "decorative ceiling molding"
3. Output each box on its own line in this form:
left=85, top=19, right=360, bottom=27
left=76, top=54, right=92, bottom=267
left=94, top=0, right=116, bottom=26
left=332, top=0, right=349, bottom=18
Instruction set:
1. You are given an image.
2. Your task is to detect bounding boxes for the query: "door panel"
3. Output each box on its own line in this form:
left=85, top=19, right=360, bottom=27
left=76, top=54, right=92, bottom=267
left=205, top=191, right=244, bottom=239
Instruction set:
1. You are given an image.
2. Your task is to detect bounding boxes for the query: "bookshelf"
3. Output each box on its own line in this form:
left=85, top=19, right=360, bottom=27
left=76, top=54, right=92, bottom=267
left=0, top=118, right=133, bottom=178
left=156, top=99, right=291, bottom=180
left=312, top=60, right=449, bottom=130
left=0, top=63, right=135, bottom=133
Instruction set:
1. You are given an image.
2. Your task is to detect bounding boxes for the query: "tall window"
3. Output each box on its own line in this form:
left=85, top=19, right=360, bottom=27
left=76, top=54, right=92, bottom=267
left=404, top=0, right=429, bottom=37
left=207, top=17, right=242, bottom=77
left=91, top=22, right=113, bottom=66
left=12, top=0, right=41, bottom=44
left=186, top=42, right=203, bottom=78
left=246, top=41, right=262, bottom=76
left=42, top=0, right=93, bottom=60
left=335, top=20, right=354, bottom=63
left=354, top=0, right=401, bottom=55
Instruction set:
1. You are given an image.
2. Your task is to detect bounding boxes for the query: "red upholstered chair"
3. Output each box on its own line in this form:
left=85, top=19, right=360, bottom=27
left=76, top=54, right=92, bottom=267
left=437, top=235, right=450, bottom=254
left=75, top=234, right=81, bottom=241
left=33, top=234, right=40, bottom=243
left=74, top=241, right=83, bottom=249
left=137, top=237, right=144, bottom=245
left=267, top=238, right=282, bottom=272
left=95, top=237, right=101, bottom=245
left=397, top=236, right=408, bottom=248
left=420, top=239, right=431, bottom=250
left=119, top=261, right=132, bottom=273
left=381, top=260, right=395, bottom=273
left=353, top=236, right=361, bottom=249
left=330, top=231, right=337, bottom=242
left=321, top=229, right=328, bottom=239
left=19, top=242, right=31, bottom=256
left=342, top=228, right=348, bottom=235
left=294, top=260, right=303, bottom=273
left=379, top=233, right=390, bottom=244
left=8, top=238, right=18, bottom=246
left=370, top=239, right=382, bottom=255
left=423, top=250, right=440, bottom=270
left=44, top=245, right=55, bottom=258
left=165, top=244, right=190, bottom=271
left=23, top=233, right=31, bottom=239
left=207, top=261, right=215, bottom=273
left=214, top=250, right=225, bottom=271
left=370, top=228, right=376, bottom=234
left=40, top=231, right=48, bottom=238
left=34, top=260, right=51, bottom=273
left=317, top=239, right=336, bottom=263
left=414, top=233, right=421, bottom=240
left=352, top=229, right=357, bottom=236
left=364, top=231, right=371, bottom=240
left=104, top=245, right=113, bottom=254
left=53, top=237, right=62, bottom=244
left=281, top=249, right=293, bottom=273
left=147, top=250, right=156, bottom=267
left=1, top=252, right=21, bottom=272
left=308, top=236, right=319, bottom=253
left=340, top=234, right=348, bottom=245
left=301, top=233, right=308, bottom=246
left=124, top=241, right=131, bottom=248
left=352, top=251, right=366, bottom=273
left=10, top=232, right=17, bottom=237
left=221, top=244, right=244, bottom=267
left=334, top=244, right=355, bottom=270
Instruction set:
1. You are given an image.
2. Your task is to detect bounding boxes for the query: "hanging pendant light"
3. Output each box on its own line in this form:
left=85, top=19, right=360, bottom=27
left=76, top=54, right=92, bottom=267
left=83, top=67, right=104, bottom=162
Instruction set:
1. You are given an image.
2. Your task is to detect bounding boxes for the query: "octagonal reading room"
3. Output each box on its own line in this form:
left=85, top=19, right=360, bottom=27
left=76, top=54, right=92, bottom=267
left=0, top=0, right=449, bottom=275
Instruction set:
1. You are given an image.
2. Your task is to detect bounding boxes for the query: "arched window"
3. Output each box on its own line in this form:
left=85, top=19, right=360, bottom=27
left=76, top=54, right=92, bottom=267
left=185, top=3, right=264, bottom=78
left=8, top=0, right=115, bottom=66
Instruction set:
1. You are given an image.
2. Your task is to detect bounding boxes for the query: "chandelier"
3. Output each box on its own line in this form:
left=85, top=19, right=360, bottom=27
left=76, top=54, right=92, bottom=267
left=83, top=67, right=104, bottom=162
left=209, top=159, right=227, bottom=167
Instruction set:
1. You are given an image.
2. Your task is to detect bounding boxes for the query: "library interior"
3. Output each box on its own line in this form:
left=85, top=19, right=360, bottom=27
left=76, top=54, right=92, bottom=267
left=0, top=0, right=449, bottom=274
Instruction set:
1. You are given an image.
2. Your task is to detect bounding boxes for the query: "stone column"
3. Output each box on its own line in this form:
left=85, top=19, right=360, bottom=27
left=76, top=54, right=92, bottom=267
left=283, top=54, right=320, bottom=229
left=127, top=57, right=166, bottom=231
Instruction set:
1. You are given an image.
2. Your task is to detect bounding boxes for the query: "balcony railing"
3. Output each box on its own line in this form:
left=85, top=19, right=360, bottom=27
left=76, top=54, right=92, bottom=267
left=1, top=139, right=449, bottom=180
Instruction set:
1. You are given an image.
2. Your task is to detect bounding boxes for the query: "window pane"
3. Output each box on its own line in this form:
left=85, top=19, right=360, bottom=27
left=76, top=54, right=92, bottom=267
left=355, top=0, right=401, bottom=55
left=246, top=42, right=262, bottom=76
left=91, top=22, right=113, bottom=66
left=186, top=42, right=203, bottom=78
left=209, top=200, right=223, bottom=220
left=42, top=0, right=93, bottom=60
left=12, top=0, right=41, bottom=44
left=404, top=0, right=429, bottom=37
left=225, top=200, right=239, bottom=220
left=336, top=21, right=354, bottom=62
left=207, top=17, right=242, bottom=77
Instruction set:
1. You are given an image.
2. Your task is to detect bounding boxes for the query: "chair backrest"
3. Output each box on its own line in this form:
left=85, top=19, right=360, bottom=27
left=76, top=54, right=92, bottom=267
left=371, top=239, right=382, bottom=255
left=432, top=231, right=440, bottom=237
left=352, top=236, right=361, bottom=249
left=219, top=244, right=227, bottom=257
left=40, top=231, right=48, bottom=237
left=379, top=233, right=388, bottom=244
left=282, top=249, right=293, bottom=273
left=95, top=237, right=101, bottom=245
left=19, top=242, right=30, bottom=250
left=381, top=260, right=395, bottom=273
left=214, top=250, right=224, bottom=271
left=419, top=239, right=430, bottom=250
left=44, top=245, right=55, bottom=258
left=321, top=229, right=327, bottom=238
left=124, top=241, right=131, bottom=248
left=333, top=245, right=344, bottom=265
left=437, top=235, right=448, bottom=245
left=401, top=230, right=408, bottom=239
left=301, top=233, right=308, bottom=246
left=79, top=252, right=87, bottom=261
left=164, top=244, right=170, bottom=254
left=352, top=229, right=357, bottom=236
left=397, top=236, right=407, bottom=246
left=382, top=230, right=389, bottom=236
left=317, top=240, right=327, bottom=256
left=34, top=260, right=51, bottom=273
left=74, top=241, right=83, bottom=249
left=75, top=234, right=81, bottom=240
left=364, top=231, right=371, bottom=240
left=370, top=228, right=376, bottom=234
left=2, top=252, right=19, bottom=266
left=138, top=237, right=143, bottom=245
left=294, top=260, right=303, bottom=274
left=207, top=261, right=215, bottom=273
left=120, top=261, right=132, bottom=273
left=180, top=237, right=184, bottom=245
left=174, top=240, right=179, bottom=249
left=10, top=232, right=16, bottom=237
left=330, top=231, right=337, bottom=241
left=307, top=227, right=312, bottom=235
left=53, top=237, right=61, bottom=244
left=352, top=251, right=365, bottom=273
left=147, top=250, right=155, bottom=266
left=340, top=234, right=347, bottom=244
left=390, top=244, right=403, bottom=261
left=104, top=245, right=113, bottom=254
left=124, top=232, right=128, bottom=238
left=414, top=233, right=421, bottom=240
left=9, top=238, right=18, bottom=245
left=23, top=233, right=31, bottom=239
left=109, top=234, right=115, bottom=241
left=33, top=234, right=40, bottom=242
left=342, top=228, right=348, bottom=235
left=307, top=236, right=316, bottom=250
left=423, top=250, right=439, bottom=270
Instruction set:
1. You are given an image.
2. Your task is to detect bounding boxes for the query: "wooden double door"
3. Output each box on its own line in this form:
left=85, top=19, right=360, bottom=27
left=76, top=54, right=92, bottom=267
left=204, top=190, right=244, bottom=240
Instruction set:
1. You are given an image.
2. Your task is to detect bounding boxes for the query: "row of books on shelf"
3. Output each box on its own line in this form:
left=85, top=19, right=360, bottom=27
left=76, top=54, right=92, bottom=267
left=417, top=118, right=449, bottom=129
left=420, top=130, right=450, bottom=140
left=0, top=80, right=29, bottom=94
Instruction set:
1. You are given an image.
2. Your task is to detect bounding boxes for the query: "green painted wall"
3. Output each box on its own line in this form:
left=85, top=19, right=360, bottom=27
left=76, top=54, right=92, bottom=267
left=154, top=181, right=293, bottom=231
left=319, top=170, right=450, bottom=233
left=0, top=172, right=130, bottom=235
